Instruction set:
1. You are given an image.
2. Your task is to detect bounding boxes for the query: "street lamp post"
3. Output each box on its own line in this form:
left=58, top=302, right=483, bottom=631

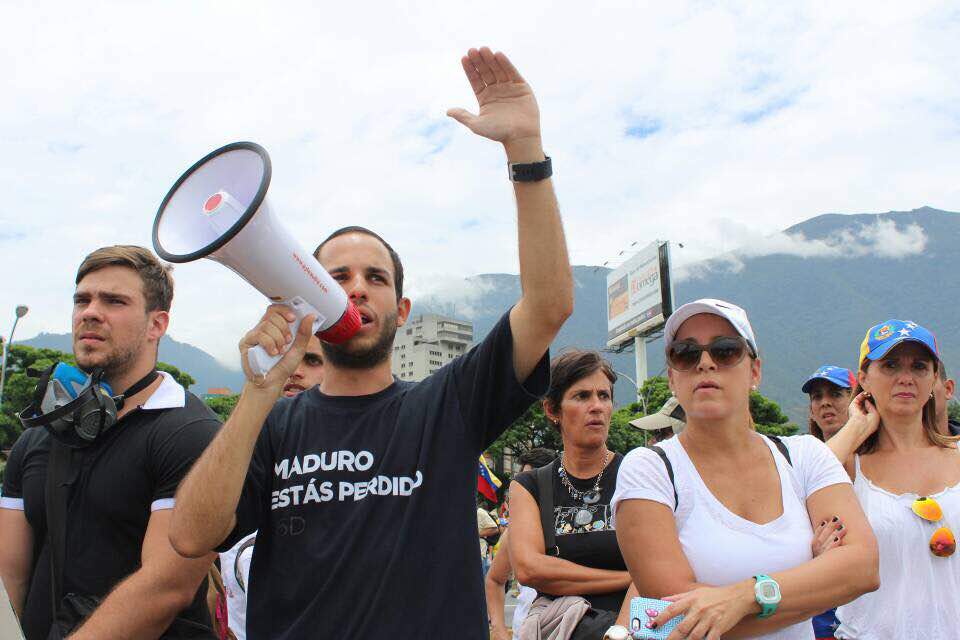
left=614, top=369, right=647, bottom=416
left=0, top=305, right=29, bottom=409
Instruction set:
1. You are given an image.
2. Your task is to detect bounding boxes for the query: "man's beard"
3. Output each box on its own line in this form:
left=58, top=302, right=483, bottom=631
left=75, top=328, right=145, bottom=382
left=321, top=311, right=397, bottom=371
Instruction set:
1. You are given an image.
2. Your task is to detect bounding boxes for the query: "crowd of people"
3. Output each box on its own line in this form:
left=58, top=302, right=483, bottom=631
left=0, top=45, right=957, bottom=640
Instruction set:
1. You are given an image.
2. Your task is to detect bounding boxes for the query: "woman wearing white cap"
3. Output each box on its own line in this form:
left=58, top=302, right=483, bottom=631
left=611, top=299, right=878, bottom=640
left=820, top=320, right=960, bottom=639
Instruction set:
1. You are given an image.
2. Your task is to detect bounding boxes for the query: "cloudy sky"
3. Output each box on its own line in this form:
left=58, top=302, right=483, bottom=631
left=2, top=1, right=959, bottom=366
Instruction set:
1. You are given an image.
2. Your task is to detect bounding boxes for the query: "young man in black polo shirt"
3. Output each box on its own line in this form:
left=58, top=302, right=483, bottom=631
left=0, top=246, right=221, bottom=639
left=169, top=47, right=573, bottom=639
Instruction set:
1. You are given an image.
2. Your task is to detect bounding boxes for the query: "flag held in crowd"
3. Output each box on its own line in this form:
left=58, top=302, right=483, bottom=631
left=477, top=455, right=501, bottom=502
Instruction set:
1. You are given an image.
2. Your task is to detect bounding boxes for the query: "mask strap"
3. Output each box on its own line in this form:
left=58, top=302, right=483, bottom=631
left=112, top=369, right=160, bottom=412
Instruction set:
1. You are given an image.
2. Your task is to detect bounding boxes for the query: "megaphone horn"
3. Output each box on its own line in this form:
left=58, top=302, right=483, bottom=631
left=152, top=142, right=360, bottom=377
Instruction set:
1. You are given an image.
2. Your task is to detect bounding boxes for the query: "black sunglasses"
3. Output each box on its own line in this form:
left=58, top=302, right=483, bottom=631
left=666, top=336, right=753, bottom=371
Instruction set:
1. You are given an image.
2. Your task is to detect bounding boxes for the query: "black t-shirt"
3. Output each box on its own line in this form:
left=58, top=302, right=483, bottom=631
left=217, top=312, right=549, bottom=640
left=1, top=376, right=221, bottom=640
left=513, top=454, right=627, bottom=612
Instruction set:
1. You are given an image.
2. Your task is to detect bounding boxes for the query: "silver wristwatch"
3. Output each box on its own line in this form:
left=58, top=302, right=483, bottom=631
left=603, top=625, right=630, bottom=640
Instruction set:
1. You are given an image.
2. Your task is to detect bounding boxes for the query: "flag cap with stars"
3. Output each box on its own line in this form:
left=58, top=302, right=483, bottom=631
left=858, top=319, right=939, bottom=369
left=801, top=365, right=857, bottom=394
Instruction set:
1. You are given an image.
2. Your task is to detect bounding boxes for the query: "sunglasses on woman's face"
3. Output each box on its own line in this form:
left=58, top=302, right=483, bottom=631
left=912, top=496, right=956, bottom=558
left=666, top=336, right=751, bottom=372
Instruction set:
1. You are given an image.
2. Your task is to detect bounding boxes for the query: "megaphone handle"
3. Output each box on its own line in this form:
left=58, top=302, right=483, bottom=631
left=247, top=297, right=324, bottom=378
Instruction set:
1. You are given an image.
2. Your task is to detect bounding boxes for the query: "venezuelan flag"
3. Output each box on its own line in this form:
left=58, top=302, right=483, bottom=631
left=477, top=455, right=502, bottom=502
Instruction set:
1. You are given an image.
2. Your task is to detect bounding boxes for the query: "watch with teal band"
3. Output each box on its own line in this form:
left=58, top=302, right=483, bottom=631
left=753, top=574, right=781, bottom=619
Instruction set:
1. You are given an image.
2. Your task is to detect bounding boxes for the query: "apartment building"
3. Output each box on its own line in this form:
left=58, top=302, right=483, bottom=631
left=392, top=313, right=473, bottom=381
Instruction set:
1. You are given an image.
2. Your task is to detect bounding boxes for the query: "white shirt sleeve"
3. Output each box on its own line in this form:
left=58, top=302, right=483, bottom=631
left=788, top=434, right=851, bottom=498
left=612, top=446, right=676, bottom=519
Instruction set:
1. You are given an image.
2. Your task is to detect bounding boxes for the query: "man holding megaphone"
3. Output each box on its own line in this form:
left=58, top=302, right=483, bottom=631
left=169, top=47, right=573, bottom=639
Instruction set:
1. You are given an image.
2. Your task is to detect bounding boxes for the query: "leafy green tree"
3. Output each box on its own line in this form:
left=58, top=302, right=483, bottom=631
left=750, top=391, right=799, bottom=436
left=156, top=362, right=195, bottom=389
left=948, top=400, right=960, bottom=424
left=205, top=394, right=240, bottom=422
left=637, top=376, right=673, bottom=415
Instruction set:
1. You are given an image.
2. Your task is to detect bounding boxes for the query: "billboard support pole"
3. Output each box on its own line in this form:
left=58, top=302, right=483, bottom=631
left=634, top=335, right=647, bottom=401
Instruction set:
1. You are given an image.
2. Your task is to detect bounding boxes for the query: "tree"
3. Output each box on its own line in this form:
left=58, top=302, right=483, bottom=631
left=205, top=394, right=240, bottom=422
left=638, top=376, right=673, bottom=415
left=948, top=400, right=960, bottom=424
left=156, top=362, right=195, bottom=389
left=750, top=390, right=800, bottom=436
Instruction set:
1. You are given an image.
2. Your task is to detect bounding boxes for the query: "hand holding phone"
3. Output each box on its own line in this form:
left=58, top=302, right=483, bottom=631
left=629, top=596, right=684, bottom=640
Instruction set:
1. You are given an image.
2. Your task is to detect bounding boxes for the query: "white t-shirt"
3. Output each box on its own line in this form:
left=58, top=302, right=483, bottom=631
left=835, top=453, right=960, bottom=639
left=612, top=434, right=851, bottom=640
left=220, top=531, right=257, bottom=640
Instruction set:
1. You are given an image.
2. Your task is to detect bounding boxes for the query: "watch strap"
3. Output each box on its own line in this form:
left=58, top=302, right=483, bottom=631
left=508, top=156, right=552, bottom=182
left=753, top=574, right=778, bottom=619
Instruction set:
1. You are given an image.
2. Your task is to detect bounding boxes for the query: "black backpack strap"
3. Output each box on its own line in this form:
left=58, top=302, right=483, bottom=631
left=651, top=446, right=678, bottom=511
left=534, top=461, right=559, bottom=557
left=764, top=434, right=792, bottom=466
left=45, top=438, right=76, bottom=624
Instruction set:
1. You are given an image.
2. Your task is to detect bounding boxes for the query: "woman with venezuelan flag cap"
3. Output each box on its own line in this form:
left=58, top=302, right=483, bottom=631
left=800, top=365, right=857, bottom=640
left=825, top=319, right=960, bottom=639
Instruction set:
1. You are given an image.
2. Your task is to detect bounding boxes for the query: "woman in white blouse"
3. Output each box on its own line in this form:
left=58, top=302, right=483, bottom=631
left=821, top=319, right=960, bottom=639
left=612, top=299, right=878, bottom=640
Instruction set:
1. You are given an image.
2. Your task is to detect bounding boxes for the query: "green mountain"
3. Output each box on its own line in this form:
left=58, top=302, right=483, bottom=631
left=419, top=206, right=960, bottom=426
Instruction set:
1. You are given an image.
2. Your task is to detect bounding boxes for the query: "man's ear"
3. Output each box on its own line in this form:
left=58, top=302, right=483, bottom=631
left=148, top=310, right=169, bottom=342
left=395, top=297, right=412, bottom=327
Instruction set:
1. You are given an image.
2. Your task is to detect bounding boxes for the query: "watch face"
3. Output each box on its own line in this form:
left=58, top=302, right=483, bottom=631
left=758, top=581, right=781, bottom=602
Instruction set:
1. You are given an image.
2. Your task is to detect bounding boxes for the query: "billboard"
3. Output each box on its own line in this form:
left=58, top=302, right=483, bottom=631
left=606, top=241, right=674, bottom=347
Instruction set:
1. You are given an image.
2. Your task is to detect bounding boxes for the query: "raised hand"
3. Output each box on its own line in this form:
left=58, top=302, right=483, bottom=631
left=447, top=47, right=541, bottom=148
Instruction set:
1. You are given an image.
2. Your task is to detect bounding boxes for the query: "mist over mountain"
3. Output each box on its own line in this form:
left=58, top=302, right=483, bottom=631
left=418, top=206, right=960, bottom=425
left=21, top=206, right=958, bottom=426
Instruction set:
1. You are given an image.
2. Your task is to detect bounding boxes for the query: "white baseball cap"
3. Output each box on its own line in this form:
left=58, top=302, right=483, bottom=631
left=629, top=396, right=687, bottom=435
left=663, top=298, right=758, bottom=356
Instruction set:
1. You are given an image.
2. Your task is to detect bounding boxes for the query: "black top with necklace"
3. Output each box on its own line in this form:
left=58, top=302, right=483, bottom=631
left=513, top=452, right=627, bottom=611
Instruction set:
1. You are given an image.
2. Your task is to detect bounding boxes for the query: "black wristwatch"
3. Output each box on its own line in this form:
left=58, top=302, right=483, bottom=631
left=508, top=156, right=552, bottom=182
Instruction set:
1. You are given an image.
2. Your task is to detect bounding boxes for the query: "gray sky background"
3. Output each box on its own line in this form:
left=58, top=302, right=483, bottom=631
left=2, top=1, right=959, bottom=366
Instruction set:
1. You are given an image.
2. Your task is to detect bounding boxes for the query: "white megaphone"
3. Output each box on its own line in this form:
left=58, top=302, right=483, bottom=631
left=152, top=141, right=361, bottom=377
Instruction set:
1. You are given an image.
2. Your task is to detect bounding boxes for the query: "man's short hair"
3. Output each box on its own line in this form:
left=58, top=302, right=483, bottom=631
left=519, top=447, right=556, bottom=470
left=313, top=226, right=404, bottom=300
left=76, top=245, right=174, bottom=313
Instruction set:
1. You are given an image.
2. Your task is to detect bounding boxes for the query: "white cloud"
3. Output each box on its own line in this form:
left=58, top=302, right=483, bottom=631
left=676, top=219, right=928, bottom=280
left=1, top=1, right=958, bottom=365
